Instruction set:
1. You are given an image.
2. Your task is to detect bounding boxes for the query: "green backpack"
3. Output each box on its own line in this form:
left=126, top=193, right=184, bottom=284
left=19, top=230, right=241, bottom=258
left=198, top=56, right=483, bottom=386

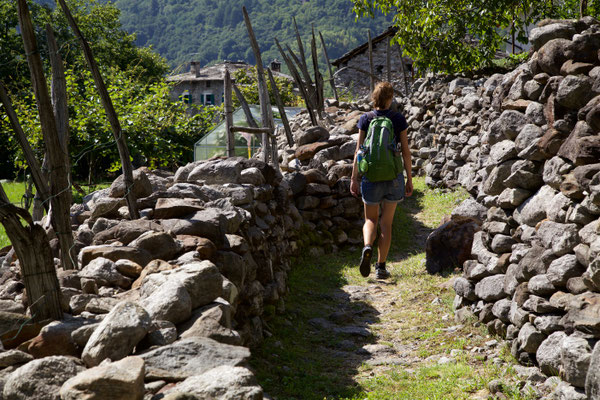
left=358, top=113, right=403, bottom=182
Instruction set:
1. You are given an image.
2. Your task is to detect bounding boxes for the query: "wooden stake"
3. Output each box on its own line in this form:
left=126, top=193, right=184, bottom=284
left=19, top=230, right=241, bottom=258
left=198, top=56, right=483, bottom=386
left=18, top=0, right=75, bottom=270
left=396, top=46, right=410, bottom=95
left=275, top=38, right=318, bottom=126
left=293, top=17, right=308, bottom=75
left=0, top=182, right=62, bottom=321
left=0, top=82, right=50, bottom=210
left=311, top=25, right=324, bottom=118
left=56, top=0, right=139, bottom=220
left=285, top=43, right=316, bottom=111
left=224, top=69, right=235, bottom=157
left=386, top=37, right=391, bottom=83
left=231, top=126, right=274, bottom=135
left=232, top=82, right=259, bottom=128
left=267, top=68, right=294, bottom=147
left=368, top=29, right=375, bottom=93
left=243, top=6, right=273, bottom=164
left=318, top=31, right=338, bottom=102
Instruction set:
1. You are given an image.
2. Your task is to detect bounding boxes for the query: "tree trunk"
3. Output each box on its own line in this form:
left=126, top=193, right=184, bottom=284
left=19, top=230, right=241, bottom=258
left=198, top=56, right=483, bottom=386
left=56, top=0, right=139, bottom=220
left=224, top=69, right=235, bottom=157
left=581, top=0, right=588, bottom=17
left=18, top=0, right=75, bottom=270
left=0, top=184, right=62, bottom=322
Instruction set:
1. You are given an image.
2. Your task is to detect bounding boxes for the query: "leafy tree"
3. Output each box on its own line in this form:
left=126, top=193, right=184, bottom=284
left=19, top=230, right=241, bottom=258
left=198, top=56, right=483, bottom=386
left=350, top=0, right=593, bottom=74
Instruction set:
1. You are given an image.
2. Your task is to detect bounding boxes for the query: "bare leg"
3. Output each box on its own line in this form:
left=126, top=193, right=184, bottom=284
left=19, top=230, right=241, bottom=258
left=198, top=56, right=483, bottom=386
left=363, top=203, right=379, bottom=246
left=377, top=201, right=398, bottom=263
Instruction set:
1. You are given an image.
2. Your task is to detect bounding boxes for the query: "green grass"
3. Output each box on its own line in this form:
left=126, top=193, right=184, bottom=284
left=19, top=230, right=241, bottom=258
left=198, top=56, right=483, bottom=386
left=251, top=176, right=534, bottom=400
left=0, top=181, right=109, bottom=249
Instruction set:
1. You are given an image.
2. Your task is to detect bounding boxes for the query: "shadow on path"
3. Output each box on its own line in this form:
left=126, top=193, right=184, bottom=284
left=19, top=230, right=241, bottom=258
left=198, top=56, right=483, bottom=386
left=251, top=185, right=432, bottom=400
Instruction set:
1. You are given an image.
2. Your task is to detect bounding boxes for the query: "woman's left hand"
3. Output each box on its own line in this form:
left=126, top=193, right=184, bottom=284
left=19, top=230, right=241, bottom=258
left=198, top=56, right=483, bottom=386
left=405, top=179, right=413, bottom=197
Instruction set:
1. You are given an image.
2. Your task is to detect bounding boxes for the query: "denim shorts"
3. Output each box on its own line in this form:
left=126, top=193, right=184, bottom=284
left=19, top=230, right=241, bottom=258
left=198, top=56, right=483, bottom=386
left=361, top=173, right=405, bottom=205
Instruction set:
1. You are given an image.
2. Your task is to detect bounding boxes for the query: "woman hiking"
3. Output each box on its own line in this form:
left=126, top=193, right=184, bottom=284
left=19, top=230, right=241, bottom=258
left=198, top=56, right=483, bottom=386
left=350, top=81, right=413, bottom=279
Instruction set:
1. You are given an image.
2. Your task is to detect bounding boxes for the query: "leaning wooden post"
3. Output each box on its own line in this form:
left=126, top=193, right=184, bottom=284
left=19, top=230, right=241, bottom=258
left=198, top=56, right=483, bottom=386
left=224, top=69, right=235, bottom=157
left=267, top=68, right=294, bottom=147
left=232, top=83, right=259, bottom=128
left=368, top=29, right=375, bottom=93
left=275, top=38, right=318, bottom=126
left=311, top=26, right=324, bottom=118
left=56, top=0, right=139, bottom=220
left=18, top=0, right=75, bottom=270
left=293, top=17, right=308, bottom=76
left=319, top=31, right=338, bottom=102
left=0, top=184, right=62, bottom=321
left=243, top=6, right=273, bottom=164
left=386, top=37, right=391, bottom=82
left=0, top=82, right=51, bottom=210
left=396, top=45, right=410, bottom=95
left=286, top=43, right=317, bottom=114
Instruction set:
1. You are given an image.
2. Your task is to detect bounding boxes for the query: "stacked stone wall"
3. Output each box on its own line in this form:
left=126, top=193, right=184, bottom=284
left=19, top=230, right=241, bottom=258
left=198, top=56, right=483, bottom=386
left=407, top=17, right=600, bottom=399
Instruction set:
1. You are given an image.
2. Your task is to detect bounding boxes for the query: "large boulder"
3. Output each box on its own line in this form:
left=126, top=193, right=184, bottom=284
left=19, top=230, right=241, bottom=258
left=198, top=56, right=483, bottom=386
left=2, top=356, right=85, bottom=400
left=586, top=341, right=600, bottom=398
left=109, top=168, right=153, bottom=199
left=536, top=331, right=567, bottom=375
left=81, top=302, right=152, bottom=367
left=425, top=218, right=481, bottom=274
left=59, top=356, right=145, bottom=400
left=128, top=231, right=181, bottom=262
left=139, top=337, right=251, bottom=381
left=92, top=220, right=163, bottom=246
left=536, top=38, right=574, bottom=76
left=186, top=159, right=244, bottom=184
left=79, top=245, right=152, bottom=269
left=529, top=22, right=576, bottom=50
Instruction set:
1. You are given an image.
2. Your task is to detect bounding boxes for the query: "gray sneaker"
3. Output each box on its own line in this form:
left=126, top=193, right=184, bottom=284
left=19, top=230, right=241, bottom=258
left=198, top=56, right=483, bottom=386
left=375, top=262, right=390, bottom=279
left=359, top=245, right=373, bottom=277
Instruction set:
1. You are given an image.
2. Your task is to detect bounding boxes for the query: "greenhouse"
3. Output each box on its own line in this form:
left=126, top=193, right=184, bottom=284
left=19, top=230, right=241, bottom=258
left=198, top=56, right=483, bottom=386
left=194, top=105, right=302, bottom=161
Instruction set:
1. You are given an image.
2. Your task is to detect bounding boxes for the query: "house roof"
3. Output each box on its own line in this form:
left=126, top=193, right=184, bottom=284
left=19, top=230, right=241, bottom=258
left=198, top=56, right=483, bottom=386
left=332, top=26, right=412, bottom=67
left=167, top=61, right=293, bottom=83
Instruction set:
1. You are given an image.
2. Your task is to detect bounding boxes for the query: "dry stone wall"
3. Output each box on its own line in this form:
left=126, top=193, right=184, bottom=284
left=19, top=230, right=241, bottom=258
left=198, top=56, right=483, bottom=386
left=0, top=97, right=375, bottom=398
left=408, top=17, right=600, bottom=399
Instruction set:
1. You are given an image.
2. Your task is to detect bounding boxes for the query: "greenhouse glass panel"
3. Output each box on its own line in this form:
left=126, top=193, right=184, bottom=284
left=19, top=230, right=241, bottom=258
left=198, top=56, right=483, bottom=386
left=194, top=105, right=301, bottom=161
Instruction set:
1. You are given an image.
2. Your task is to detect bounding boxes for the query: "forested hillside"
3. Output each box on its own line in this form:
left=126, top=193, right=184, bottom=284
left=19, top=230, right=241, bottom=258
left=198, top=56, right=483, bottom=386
left=107, top=0, right=392, bottom=70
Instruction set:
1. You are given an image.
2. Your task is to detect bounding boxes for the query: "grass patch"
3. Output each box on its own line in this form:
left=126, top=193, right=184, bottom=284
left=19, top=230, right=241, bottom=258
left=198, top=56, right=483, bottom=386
left=251, top=177, right=530, bottom=400
left=0, top=181, right=109, bottom=248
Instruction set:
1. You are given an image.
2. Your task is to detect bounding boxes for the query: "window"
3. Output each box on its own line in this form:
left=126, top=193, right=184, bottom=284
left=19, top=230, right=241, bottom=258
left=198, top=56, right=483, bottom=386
left=200, top=94, right=205, bottom=104
left=205, top=94, right=215, bottom=105
left=180, top=90, right=192, bottom=104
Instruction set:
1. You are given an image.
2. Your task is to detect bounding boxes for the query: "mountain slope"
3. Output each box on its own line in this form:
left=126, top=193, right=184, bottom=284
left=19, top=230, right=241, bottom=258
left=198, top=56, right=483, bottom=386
left=109, top=0, right=392, bottom=70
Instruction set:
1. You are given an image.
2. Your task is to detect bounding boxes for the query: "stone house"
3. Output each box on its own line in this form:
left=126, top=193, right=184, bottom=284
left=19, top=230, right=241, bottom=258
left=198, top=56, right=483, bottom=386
left=332, top=27, right=413, bottom=96
left=167, top=60, right=290, bottom=107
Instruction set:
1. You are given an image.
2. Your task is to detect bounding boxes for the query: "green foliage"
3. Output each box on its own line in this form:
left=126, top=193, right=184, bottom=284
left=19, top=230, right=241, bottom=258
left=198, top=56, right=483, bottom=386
left=6, top=68, right=219, bottom=181
left=232, top=67, right=301, bottom=107
left=351, top=0, right=594, bottom=74
left=108, top=0, right=393, bottom=71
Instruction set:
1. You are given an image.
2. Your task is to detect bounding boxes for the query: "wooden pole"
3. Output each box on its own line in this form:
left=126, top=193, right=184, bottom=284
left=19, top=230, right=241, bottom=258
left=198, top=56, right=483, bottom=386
left=396, top=46, right=410, bottom=95
left=311, top=25, right=324, bottom=118
left=231, top=126, right=274, bottom=135
left=386, top=37, right=391, bottom=82
left=243, top=6, right=273, bottom=164
left=0, top=182, right=62, bottom=321
left=0, top=82, right=51, bottom=210
left=18, top=0, right=75, bottom=270
left=285, top=43, right=317, bottom=112
left=232, top=82, right=259, bottom=128
left=368, top=29, right=375, bottom=93
left=275, top=38, right=318, bottom=126
left=56, top=0, right=139, bottom=220
left=293, top=17, right=308, bottom=75
left=318, top=31, right=338, bottom=102
left=267, top=68, right=294, bottom=147
left=224, top=69, right=235, bottom=157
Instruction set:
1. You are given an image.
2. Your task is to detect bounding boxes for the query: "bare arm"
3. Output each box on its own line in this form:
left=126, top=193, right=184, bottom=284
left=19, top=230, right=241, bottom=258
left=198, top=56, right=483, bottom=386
left=399, top=128, right=413, bottom=196
left=350, top=129, right=367, bottom=197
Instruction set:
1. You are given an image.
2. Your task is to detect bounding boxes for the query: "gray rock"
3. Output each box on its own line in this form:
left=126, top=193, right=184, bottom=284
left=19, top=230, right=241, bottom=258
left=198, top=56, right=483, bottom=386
left=179, top=299, right=242, bottom=345
left=109, top=168, right=153, bottom=199
left=543, top=156, right=573, bottom=190
left=474, top=275, right=506, bottom=302
left=497, top=188, right=532, bottom=208
left=0, top=350, right=33, bottom=368
left=186, top=159, right=243, bottom=184
left=164, top=366, right=262, bottom=400
left=534, top=314, right=563, bottom=334
left=530, top=23, right=576, bottom=50
left=59, top=356, right=145, bottom=400
left=515, top=125, right=543, bottom=153
left=513, top=185, right=556, bottom=226
left=489, top=140, right=517, bottom=164
left=509, top=301, right=530, bottom=328
left=561, top=335, right=591, bottom=388
left=550, top=381, right=587, bottom=400
left=471, top=231, right=496, bottom=265
left=488, top=110, right=529, bottom=145
left=556, top=75, right=595, bottom=110
left=547, top=192, right=572, bottom=222
left=450, top=198, right=487, bottom=224
left=140, top=279, right=192, bottom=324
left=3, top=356, right=85, bottom=400
left=586, top=341, right=600, bottom=398
left=518, top=322, right=546, bottom=354
left=79, top=257, right=130, bottom=289
left=536, top=221, right=579, bottom=256
left=295, top=126, right=329, bottom=146
left=537, top=331, right=567, bottom=375
left=483, top=160, right=516, bottom=196
left=547, top=254, right=584, bottom=287
left=82, top=301, right=152, bottom=367
left=140, top=337, right=251, bottom=381
left=491, top=298, right=512, bottom=323
left=453, top=277, right=477, bottom=301
left=239, top=167, right=265, bottom=186
left=140, top=261, right=223, bottom=310
left=129, top=231, right=181, bottom=262
left=528, top=274, right=556, bottom=296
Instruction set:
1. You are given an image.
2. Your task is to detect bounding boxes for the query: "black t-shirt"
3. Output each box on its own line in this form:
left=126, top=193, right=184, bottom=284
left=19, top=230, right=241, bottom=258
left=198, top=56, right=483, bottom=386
left=357, top=109, right=408, bottom=142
